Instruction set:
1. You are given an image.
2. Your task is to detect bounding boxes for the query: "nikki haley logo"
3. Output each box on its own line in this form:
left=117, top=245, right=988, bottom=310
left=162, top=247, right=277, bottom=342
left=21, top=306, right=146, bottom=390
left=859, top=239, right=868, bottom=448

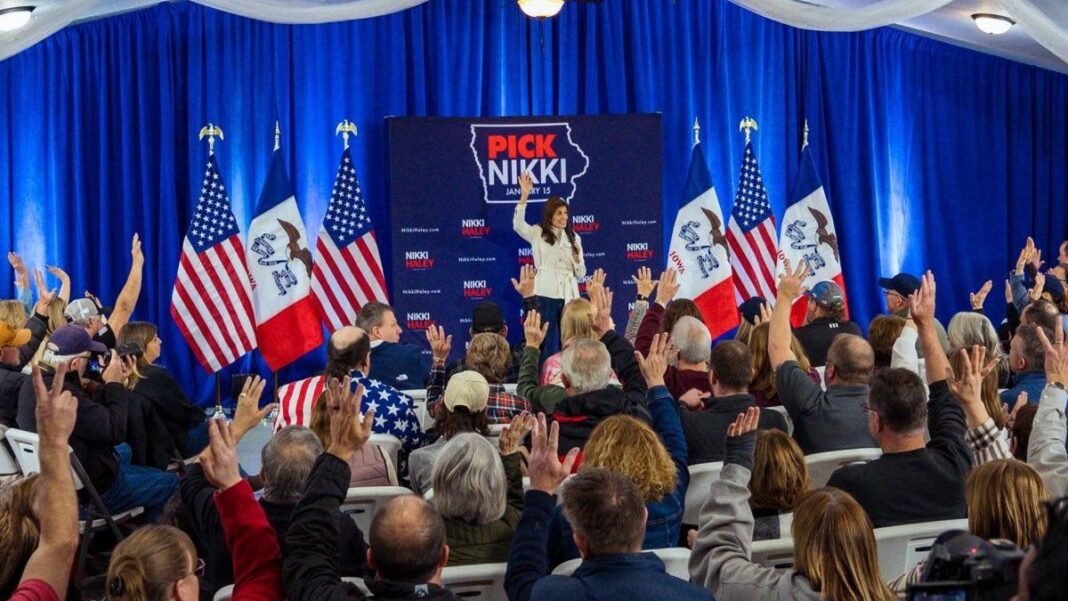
left=469, top=123, right=590, bottom=204
left=404, top=251, right=434, bottom=270
left=461, top=218, right=491, bottom=238
left=406, top=312, right=435, bottom=330
left=462, top=280, right=492, bottom=299
left=626, top=242, right=654, bottom=260
left=571, top=214, right=600, bottom=233
left=517, top=247, right=533, bottom=265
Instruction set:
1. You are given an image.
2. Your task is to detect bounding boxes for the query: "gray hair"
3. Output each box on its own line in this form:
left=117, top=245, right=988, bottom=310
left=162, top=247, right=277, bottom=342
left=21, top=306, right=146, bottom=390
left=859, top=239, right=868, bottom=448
left=670, top=315, right=711, bottom=364
left=355, top=301, right=393, bottom=332
left=947, top=312, right=1004, bottom=361
left=561, top=338, right=612, bottom=394
left=261, top=426, right=323, bottom=503
left=430, top=433, right=506, bottom=525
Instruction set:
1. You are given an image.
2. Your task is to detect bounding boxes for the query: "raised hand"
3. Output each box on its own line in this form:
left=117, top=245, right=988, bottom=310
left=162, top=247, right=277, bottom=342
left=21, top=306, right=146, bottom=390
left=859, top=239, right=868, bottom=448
left=45, top=265, right=69, bottom=284
left=8, top=251, right=28, bottom=288
left=631, top=266, right=656, bottom=299
left=752, top=301, right=772, bottom=326
left=426, top=325, right=452, bottom=364
left=1030, top=272, right=1046, bottom=302
left=1016, top=237, right=1036, bottom=274
left=589, top=285, right=614, bottom=336
left=200, top=418, right=243, bottom=491
left=518, top=172, right=533, bottom=203
left=498, top=411, right=535, bottom=456
left=634, top=332, right=672, bottom=388
left=1004, top=279, right=1013, bottom=305
left=726, top=406, right=760, bottom=438
left=1035, top=323, right=1068, bottom=388
left=130, top=233, right=144, bottom=266
left=586, top=268, right=607, bottom=300
left=230, top=375, right=273, bottom=442
left=1005, top=391, right=1028, bottom=430
left=908, top=270, right=937, bottom=325
left=946, top=345, right=997, bottom=411
left=776, top=259, right=809, bottom=300
left=33, top=363, right=77, bottom=449
left=528, top=413, right=580, bottom=494
left=523, top=310, right=549, bottom=348
left=100, top=351, right=134, bottom=385
left=970, top=280, right=992, bottom=310
left=655, top=268, right=680, bottom=306
left=325, top=376, right=375, bottom=461
left=510, top=264, right=536, bottom=299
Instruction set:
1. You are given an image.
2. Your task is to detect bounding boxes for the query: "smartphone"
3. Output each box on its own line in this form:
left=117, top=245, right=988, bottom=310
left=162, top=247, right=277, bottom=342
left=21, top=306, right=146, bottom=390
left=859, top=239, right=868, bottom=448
left=114, top=342, right=144, bottom=360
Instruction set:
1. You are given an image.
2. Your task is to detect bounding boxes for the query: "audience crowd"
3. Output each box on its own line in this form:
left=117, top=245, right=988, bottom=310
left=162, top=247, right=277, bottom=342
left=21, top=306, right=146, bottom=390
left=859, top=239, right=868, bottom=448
left=1, top=235, right=1068, bottom=601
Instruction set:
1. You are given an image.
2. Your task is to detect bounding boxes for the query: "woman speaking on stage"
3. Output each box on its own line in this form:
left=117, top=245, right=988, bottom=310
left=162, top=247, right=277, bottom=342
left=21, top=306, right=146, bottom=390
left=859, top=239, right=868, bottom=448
left=512, top=172, right=586, bottom=355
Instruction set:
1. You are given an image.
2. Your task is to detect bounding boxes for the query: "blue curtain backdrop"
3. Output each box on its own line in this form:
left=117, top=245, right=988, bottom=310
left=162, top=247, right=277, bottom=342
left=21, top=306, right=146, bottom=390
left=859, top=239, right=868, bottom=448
left=1, top=0, right=1066, bottom=406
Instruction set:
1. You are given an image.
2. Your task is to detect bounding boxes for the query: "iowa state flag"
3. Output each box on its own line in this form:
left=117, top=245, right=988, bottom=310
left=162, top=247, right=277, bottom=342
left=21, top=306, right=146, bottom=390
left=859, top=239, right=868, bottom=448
left=667, top=142, right=738, bottom=338
left=246, top=150, right=324, bottom=370
left=777, top=145, right=848, bottom=327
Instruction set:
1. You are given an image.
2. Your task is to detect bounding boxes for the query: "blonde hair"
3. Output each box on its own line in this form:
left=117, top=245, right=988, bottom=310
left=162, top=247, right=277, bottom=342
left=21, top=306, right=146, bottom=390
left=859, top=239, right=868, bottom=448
left=966, top=459, right=1048, bottom=548
left=0, top=475, right=41, bottom=598
left=0, top=300, right=26, bottom=330
left=949, top=348, right=1006, bottom=430
left=581, top=415, right=677, bottom=502
left=749, top=323, right=812, bottom=402
left=734, top=319, right=754, bottom=345
left=792, top=488, right=896, bottom=601
left=749, top=430, right=809, bottom=511
left=560, top=298, right=593, bottom=344
left=464, top=332, right=511, bottom=383
left=107, top=525, right=196, bottom=601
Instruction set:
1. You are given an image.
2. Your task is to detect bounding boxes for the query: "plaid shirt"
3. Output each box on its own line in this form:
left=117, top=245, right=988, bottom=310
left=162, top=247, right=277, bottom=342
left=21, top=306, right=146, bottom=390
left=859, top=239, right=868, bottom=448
left=964, top=418, right=1012, bottom=465
left=427, top=362, right=531, bottom=424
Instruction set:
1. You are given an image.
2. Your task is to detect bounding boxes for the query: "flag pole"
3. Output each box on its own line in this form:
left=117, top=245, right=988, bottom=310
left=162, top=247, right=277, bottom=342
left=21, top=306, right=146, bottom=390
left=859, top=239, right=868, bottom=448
left=336, top=119, right=358, bottom=149
left=739, top=117, right=758, bottom=144
left=199, top=122, right=227, bottom=419
left=802, top=119, right=810, bottom=151
left=214, top=373, right=222, bottom=416
left=692, top=117, right=700, bottom=148
left=274, top=121, right=281, bottom=152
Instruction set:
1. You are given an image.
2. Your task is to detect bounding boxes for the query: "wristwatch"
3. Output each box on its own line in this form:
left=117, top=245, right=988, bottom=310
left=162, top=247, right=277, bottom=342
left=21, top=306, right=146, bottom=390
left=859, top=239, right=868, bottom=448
left=636, top=294, right=649, bottom=302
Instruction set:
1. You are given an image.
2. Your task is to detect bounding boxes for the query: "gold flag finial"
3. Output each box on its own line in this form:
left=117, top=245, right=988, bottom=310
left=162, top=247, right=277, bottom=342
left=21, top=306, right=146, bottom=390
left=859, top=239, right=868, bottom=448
left=692, top=117, right=700, bottom=147
left=336, top=119, right=358, bottom=150
left=739, top=117, right=758, bottom=144
left=274, top=121, right=281, bottom=152
left=198, top=123, right=224, bottom=155
left=802, top=119, right=810, bottom=150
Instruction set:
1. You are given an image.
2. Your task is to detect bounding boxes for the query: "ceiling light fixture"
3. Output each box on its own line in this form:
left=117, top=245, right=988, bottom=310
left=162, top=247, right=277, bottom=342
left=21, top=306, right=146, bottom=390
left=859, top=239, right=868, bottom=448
left=518, top=0, right=565, bottom=18
left=0, top=6, right=35, bottom=32
left=971, top=13, right=1015, bottom=35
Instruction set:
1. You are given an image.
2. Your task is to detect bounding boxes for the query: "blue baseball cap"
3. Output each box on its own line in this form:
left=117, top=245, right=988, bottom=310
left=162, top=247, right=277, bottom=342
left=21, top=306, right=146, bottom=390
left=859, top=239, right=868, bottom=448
left=878, top=273, right=921, bottom=298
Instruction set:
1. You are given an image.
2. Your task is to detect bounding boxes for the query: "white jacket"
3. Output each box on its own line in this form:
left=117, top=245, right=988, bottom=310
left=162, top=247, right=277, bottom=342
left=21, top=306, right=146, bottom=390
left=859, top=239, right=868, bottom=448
left=513, top=204, right=586, bottom=300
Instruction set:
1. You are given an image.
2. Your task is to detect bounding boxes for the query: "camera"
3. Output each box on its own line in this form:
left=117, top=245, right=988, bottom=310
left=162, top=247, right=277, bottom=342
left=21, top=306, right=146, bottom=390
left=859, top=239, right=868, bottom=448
left=907, top=532, right=1025, bottom=601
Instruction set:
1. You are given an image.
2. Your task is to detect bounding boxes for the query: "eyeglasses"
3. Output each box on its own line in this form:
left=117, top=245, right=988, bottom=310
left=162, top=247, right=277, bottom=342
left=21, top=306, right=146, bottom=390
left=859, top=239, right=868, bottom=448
left=188, top=558, right=206, bottom=579
left=883, top=290, right=904, bottom=300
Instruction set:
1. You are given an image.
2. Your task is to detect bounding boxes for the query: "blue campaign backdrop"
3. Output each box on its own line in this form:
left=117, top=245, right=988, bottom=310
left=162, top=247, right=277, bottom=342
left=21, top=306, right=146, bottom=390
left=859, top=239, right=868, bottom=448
left=0, top=0, right=1066, bottom=406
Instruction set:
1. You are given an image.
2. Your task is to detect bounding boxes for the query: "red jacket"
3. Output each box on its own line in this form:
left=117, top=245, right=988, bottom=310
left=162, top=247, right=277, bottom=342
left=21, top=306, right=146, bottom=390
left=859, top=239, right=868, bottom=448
left=635, top=303, right=712, bottom=399
left=215, top=480, right=283, bottom=601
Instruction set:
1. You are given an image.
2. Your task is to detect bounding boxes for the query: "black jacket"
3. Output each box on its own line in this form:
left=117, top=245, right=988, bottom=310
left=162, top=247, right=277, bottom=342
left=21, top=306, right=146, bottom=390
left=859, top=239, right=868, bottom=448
left=0, top=362, right=27, bottom=427
left=550, top=330, right=650, bottom=454
left=180, top=463, right=368, bottom=591
left=17, top=370, right=127, bottom=492
left=283, top=454, right=456, bottom=601
left=17, top=312, right=49, bottom=368
left=127, top=365, right=205, bottom=467
left=793, top=317, right=863, bottom=367
left=680, top=393, right=788, bottom=464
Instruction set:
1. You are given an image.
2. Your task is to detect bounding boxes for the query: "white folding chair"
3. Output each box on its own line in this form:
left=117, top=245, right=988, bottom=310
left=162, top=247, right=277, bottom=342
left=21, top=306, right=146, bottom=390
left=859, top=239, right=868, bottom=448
left=553, top=548, right=691, bottom=582
left=503, top=383, right=518, bottom=394
left=340, top=485, right=415, bottom=534
left=682, top=461, right=723, bottom=524
left=368, top=433, right=404, bottom=474
left=0, top=433, right=20, bottom=476
left=441, top=562, right=508, bottom=600
left=805, top=447, right=882, bottom=488
left=875, top=519, right=967, bottom=582
left=763, top=405, right=793, bottom=435
left=4, top=428, right=144, bottom=577
left=750, top=536, right=796, bottom=569
left=212, top=585, right=233, bottom=601
left=815, top=365, right=827, bottom=390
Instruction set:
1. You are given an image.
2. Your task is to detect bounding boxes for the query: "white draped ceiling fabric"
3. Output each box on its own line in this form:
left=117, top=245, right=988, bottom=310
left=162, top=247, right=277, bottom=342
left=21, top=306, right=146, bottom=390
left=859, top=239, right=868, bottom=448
left=1, top=0, right=1067, bottom=66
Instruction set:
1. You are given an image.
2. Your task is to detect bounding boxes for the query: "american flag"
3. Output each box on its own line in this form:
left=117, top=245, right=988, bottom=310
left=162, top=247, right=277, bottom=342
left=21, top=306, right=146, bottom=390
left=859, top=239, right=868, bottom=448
left=727, top=141, right=779, bottom=302
left=170, top=156, right=257, bottom=372
left=276, top=374, right=325, bottom=429
left=311, top=148, right=388, bottom=332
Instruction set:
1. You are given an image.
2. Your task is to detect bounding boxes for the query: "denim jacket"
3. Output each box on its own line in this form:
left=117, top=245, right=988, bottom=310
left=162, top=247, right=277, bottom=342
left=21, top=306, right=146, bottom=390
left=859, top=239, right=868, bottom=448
left=546, top=385, right=689, bottom=566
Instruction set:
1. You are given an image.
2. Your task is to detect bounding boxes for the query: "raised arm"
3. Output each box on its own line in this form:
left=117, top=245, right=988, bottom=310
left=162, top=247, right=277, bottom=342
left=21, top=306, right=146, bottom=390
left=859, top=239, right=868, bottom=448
left=890, top=320, right=921, bottom=375
left=1027, top=326, right=1068, bottom=498
left=107, top=234, right=144, bottom=336
left=635, top=268, right=675, bottom=355
left=592, top=287, right=647, bottom=403
left=910, top=271, right=949, bottom=384
left=689, top=408, right=783, bottom=599
left=45, top=266, right=71, bottom=304
left=946, top=346, right=1011, bottom=464
left=769, top=261, right=806, bottom=371
left=18, top=365, right=80, bottom=600
left=424, top=326, right=452, bottom=414
left=636, top=334, right=688, bottom=484
left=512, top=173, right=536, bottom=243
left=498, top=412, right=535, bottom=515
